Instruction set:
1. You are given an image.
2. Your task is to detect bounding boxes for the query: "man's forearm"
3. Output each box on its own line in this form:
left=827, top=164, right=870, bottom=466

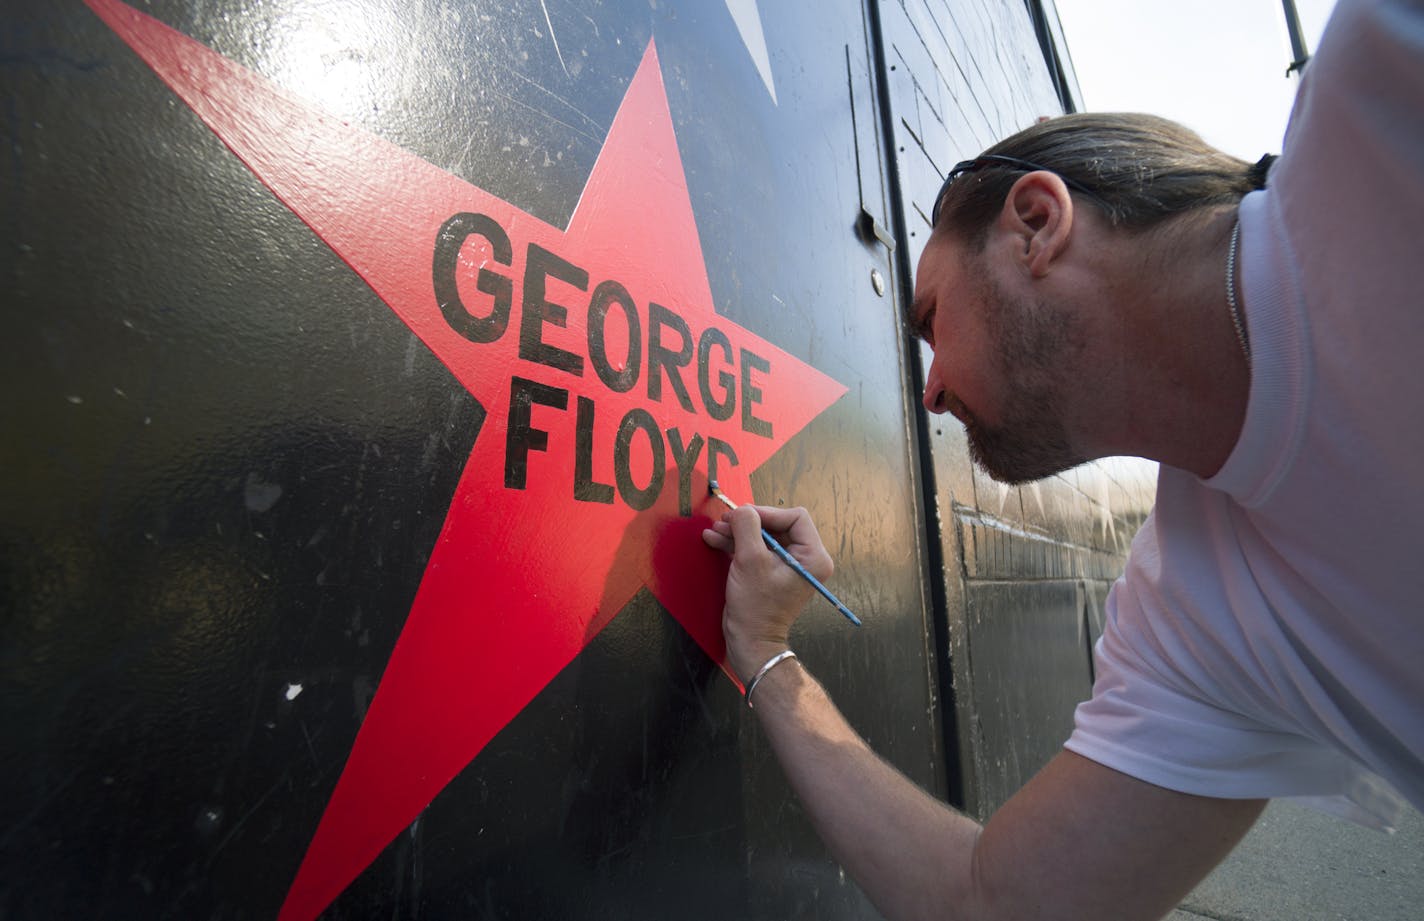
left=711, top=506, right=1266, bottom=921
left=746, top=655, right=988, bottom=921
left=747, top=652, right=1270, bottom=921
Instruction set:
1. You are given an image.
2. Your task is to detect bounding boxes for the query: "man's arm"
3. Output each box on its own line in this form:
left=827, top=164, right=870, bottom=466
left=705, top=504, right=1265, bottom=921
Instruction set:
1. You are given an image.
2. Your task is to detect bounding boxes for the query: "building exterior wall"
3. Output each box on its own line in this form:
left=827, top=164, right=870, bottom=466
left=1, top=0, right=1154, bottom=916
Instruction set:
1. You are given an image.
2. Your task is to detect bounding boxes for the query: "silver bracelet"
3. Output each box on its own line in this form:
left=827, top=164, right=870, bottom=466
left=745, top=650, right=797, bottom=709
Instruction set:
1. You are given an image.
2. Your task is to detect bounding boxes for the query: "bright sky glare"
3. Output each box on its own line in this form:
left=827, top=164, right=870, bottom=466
left=1053, top=0, right=1337, bottom=160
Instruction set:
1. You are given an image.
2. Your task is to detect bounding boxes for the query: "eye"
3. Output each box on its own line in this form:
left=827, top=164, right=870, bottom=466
left=917, top=308, right=937, bottom=348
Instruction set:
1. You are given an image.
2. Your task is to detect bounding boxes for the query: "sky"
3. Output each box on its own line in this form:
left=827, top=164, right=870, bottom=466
left=1053, top=0, right=1337, bottom=160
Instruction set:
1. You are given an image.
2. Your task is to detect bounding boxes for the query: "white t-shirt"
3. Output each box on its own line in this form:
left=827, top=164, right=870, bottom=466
left=1066, top=0, right=1424, bottom=830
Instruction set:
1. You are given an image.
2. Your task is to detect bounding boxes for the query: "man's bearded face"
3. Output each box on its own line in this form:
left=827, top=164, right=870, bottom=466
left=961, top=265, right=1087, bottom=485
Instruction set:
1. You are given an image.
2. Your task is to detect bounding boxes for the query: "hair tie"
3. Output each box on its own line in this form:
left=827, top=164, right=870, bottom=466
left=1248, top=153, right=1277, bottom=190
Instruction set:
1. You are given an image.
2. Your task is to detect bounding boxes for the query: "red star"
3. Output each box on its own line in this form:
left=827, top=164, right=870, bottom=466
left=87, top=1, right=846, bottom=918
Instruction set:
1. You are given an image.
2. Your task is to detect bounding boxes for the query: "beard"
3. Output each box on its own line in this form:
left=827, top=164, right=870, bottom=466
left=964, top=408, right=1085, bottom=485
left=961, top=269, right=1089, bottom=485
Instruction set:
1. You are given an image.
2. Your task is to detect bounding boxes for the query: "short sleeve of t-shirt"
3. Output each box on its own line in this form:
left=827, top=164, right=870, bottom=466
left=1066, top=496, right=1405, bottom=829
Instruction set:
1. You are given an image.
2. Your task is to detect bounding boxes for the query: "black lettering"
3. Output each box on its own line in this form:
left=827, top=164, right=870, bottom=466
left=520, top=243, right=587, bottom=374
left=666, top=428, right=705, bottom=517
left=646, top=303, right=695, bottom=412
left=696, top=326, right=736, bottom=422
left=504, top=377, right=569, bottom=489
left=614, top=408, right=665, bottom=511
left=432, top=212, right=514, bottom=343
left=707, top=437, right=739, bottom=485
left=574, top=396, right=615, bottom=504
left=587, top=280, right=641, bottom=393
left=739, top=348, right=772, bottom=437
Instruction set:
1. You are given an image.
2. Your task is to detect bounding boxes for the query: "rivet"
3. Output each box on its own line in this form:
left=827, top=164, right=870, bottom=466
left=870, top=268, right=886, bottom=296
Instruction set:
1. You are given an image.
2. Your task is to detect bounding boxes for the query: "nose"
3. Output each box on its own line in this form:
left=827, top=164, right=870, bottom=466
left=922, top=374, right=948, bottom=414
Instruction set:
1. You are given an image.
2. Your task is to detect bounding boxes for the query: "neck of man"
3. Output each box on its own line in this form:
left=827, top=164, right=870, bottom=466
left=1076, top=205, right=1251, bottom=479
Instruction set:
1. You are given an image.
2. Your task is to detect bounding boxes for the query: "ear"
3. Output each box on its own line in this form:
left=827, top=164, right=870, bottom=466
left=997, top=171, right=1074, bottom=278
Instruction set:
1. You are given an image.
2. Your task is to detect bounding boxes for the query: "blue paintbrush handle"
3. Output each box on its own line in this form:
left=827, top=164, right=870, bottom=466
left=760, top=528, right=862, bottom=627
left=707, top=480, right=860, bottom=627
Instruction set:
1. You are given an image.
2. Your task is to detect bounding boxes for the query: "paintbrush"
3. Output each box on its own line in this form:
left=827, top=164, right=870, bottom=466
left=708, top=480, right=862, bottom=627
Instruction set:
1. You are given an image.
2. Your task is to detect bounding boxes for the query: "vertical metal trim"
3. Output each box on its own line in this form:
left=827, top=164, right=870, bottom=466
left=1024, top=0, right=1082, bottom=114
left=1281, top=0, right=1312, bottom=77
left=859, top=0, right=970, bottom=813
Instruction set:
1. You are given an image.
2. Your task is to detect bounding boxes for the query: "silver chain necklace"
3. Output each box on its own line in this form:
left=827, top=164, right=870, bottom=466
left=1226, top=218, right=1252, bottom=368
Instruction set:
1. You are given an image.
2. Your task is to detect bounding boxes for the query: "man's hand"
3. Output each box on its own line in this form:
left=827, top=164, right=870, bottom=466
left=701, top=504, right=833, bottom=684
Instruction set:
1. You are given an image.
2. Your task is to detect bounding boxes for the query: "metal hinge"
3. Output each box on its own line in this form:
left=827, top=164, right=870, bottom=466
left=856, top=207, right=896, bottom=252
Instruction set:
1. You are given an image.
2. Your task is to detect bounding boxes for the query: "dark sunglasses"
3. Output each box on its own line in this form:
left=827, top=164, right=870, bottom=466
left=930, top=154, right=1098, bottom=226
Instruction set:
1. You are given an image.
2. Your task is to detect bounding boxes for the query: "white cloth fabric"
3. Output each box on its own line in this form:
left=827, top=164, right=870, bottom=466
left=1065, top=0, right=1424, bottom=830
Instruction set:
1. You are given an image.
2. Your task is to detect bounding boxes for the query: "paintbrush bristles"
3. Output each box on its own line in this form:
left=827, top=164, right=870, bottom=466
left=708, top=480, right=738, bottom=511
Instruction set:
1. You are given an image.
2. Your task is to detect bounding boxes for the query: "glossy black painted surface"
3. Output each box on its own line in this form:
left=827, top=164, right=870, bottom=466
left=2, top=0, right=944, bottom=917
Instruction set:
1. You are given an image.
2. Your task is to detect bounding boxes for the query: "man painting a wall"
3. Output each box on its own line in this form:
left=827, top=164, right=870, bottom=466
left=704, top=1, right=1423, bottom=917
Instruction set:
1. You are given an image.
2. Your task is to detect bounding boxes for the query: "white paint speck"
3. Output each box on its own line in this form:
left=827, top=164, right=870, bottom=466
left=284, top=683, right=303, bottom=701
left=66, top=395, right=83, bottom=405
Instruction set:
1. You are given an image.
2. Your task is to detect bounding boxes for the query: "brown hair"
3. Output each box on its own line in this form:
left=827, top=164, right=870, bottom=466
left=935, top=113, right=1271, bottom=248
